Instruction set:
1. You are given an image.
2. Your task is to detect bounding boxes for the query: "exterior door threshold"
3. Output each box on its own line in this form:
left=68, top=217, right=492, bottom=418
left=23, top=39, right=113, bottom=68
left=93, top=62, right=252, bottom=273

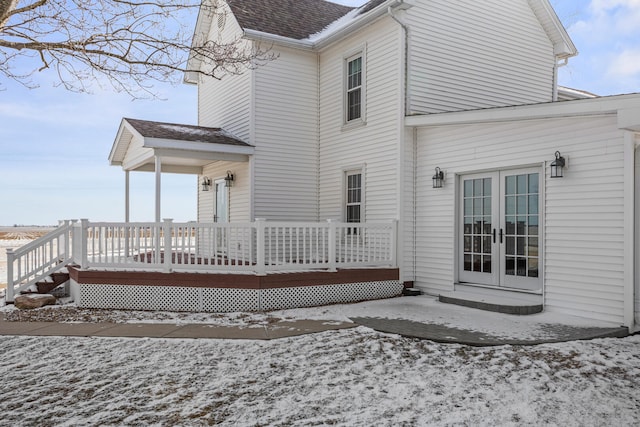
left=439, top=285, right=543, bottom=315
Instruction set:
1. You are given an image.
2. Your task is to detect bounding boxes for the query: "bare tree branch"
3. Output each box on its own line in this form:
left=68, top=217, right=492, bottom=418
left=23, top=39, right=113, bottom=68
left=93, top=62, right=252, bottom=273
left=0, top=0, right=276, bottom=98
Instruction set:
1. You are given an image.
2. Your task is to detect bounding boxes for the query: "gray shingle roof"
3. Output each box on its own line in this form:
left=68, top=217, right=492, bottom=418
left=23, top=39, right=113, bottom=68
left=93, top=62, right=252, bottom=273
left=124, top=118, right=252, bottom=147
left=227, top=0, right=386, bottom=40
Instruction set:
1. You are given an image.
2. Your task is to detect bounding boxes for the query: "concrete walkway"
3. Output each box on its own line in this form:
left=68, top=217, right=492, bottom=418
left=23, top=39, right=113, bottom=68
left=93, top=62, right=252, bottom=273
left=0, top=317, right=355, bottom=340
left=350, top=317, right=629, bottom=346
left=0, top=295, right=631, bottom=345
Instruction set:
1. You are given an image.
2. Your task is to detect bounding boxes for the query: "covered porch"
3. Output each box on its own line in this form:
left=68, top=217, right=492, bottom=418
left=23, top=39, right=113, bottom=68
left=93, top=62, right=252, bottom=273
left=109, top=118, right=253, bottom=222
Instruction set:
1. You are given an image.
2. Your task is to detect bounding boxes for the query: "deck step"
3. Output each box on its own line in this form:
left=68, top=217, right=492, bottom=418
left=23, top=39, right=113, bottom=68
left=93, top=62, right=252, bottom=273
left=35, top=272, right=70, bottom=295
left=439, top=290, right=543, bottom=315
left=402, top=287, right=422, bottom=296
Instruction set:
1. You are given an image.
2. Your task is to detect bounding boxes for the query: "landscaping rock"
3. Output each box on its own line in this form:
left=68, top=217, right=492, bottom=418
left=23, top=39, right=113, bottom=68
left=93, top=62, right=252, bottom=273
left=14, top=294, right=57, bottom=310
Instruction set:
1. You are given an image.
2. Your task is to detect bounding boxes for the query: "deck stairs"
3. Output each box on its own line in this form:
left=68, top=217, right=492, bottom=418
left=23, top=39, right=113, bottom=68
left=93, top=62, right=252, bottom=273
left=22, top=268, right=70, bottom=297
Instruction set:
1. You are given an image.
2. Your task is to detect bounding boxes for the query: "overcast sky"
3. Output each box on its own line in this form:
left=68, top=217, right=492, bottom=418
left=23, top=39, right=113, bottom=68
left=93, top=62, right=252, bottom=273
left=1, top=0, right=639, bottom=225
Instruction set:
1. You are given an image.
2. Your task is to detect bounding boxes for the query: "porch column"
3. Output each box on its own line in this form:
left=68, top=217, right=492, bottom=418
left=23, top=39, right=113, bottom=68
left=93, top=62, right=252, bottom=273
left=155, top=155, right=162, bottom=222
left=125, top=170, right=130, bottom=223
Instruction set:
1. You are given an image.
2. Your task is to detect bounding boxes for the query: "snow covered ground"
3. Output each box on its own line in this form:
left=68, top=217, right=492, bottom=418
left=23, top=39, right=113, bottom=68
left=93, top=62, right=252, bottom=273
left=2, top=236, right=639, bottom=425
left=1, top=329, right=639, bottom=425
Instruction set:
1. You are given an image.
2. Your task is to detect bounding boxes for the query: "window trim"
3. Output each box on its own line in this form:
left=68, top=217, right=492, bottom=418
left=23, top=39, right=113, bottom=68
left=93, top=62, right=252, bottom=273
left=342, top=46, right=367, bottom=128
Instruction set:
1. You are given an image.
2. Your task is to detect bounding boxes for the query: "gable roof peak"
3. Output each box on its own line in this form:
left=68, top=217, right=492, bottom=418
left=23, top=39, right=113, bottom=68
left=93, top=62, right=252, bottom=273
left=227, top=0, right=356, bottom=40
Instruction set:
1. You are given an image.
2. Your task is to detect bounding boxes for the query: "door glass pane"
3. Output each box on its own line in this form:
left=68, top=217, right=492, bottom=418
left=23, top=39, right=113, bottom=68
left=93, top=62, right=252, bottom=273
left=516, top=196, right=526, bottom=214
left=506, top=196, right=515, bottom=215
left=484, top=179, right=491, bottom=196
left=505, top=257, right=515, bottom=276
left=517, top=175, right=527, bottom=194
left=517, top=257, right=527, bottom=277
left=506, top=176, right=516, bottom=195
left=528, top=173, right=539, bottom=193
left=528, top=257, right=539, bottom=277
left=505, top=216, right=515, bottom=234
left=463, top=177, right=492, bottom=273
left=504, top=172, right=540, bottom=279
left=464, top=180, right=473, bottom=197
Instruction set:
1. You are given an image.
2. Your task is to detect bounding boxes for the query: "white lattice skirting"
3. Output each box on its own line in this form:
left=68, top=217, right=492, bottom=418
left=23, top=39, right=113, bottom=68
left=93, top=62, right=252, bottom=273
left=70, top=280, right=403, bottom=312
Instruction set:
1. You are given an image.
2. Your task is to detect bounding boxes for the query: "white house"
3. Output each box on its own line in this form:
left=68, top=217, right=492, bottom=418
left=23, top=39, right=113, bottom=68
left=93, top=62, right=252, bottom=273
left=7, top=0, right=640, bottom=331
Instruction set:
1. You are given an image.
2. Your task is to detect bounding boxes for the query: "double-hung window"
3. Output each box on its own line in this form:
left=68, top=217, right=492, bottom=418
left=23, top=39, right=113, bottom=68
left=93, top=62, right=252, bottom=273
left=345, top=171, right=362, bottom=224
left=345, top=54, right=363, bottom=123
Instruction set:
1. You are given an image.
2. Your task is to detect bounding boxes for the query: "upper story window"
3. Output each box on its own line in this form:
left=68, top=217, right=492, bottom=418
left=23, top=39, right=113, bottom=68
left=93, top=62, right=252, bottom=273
left=345, top=54, right=363, bottom=123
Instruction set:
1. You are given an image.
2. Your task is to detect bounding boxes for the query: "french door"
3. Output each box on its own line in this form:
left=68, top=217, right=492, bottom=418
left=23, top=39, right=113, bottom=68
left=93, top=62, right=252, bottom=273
left=459, top=168, right=541, bottom=291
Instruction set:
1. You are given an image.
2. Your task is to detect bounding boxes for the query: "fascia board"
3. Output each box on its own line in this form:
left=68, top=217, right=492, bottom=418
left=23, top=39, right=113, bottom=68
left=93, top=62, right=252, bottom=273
left=185, top=1, right=215, bottom=84
left=109, top=119, right=145, bottom=165
left=153, top=147, right=251, bottom=163
left=405, top=94, right=640, bottom=128
left=244, top=29, right=313, bottom=50
left=533, top=0, right=577, bottom=58
left=143, top=137, right=255, bottom=155
left=108, top=121, right=128, bottom=165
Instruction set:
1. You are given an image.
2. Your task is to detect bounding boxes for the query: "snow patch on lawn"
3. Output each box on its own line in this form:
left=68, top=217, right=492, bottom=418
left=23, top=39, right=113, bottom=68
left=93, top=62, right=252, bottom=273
left=0, top=329, right=638, bottom=425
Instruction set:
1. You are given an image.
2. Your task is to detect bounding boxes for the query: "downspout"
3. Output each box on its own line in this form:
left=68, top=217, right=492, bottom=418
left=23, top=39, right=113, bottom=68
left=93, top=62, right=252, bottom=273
left=388, top=1, right=411, bottom=281
left=388, top=2, right=410, bottom=115
left=316, top=51, right=321, bottom=222
left=553, top=57, right=568, bottom=102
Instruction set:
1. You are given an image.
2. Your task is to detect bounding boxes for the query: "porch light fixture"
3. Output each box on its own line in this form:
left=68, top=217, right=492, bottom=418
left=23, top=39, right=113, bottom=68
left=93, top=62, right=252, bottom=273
left=225, top=170, right=235, bottom=187
left=201, top=176, right=211, bottom=192
left=550, top=151, right=566, bottom=178
left=432, top=167, right=444, bottom=188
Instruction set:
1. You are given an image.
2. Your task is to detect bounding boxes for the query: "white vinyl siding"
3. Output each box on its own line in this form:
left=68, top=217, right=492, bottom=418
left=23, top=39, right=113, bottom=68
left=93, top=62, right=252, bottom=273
left=196, top=4, right=251, bottom=223
left=414, top=115, right=627, bottom=324
left=319, top=18, right=403, bottom=223
left=197, top=9, right=251, bottom=140
left=198, top=161, right=250, bottom=223
left=252, top=46, right=319, bottom=221
left=405, top=0, right=555, bottom=114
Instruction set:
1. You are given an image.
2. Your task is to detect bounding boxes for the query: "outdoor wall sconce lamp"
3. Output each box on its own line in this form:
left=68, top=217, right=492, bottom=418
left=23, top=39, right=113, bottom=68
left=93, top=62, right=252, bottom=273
left=432, top=167, right=444, bottom=188
left=550, top=151, right=566, bottom=178
left=201, top=176, right=211, bottom=192
left=225, top=170, right=235, bottom=187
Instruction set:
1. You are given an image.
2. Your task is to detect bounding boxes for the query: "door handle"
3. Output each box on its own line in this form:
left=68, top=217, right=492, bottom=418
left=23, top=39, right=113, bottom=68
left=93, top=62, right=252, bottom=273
left=492, top=228, right=496, bottom=243
left=499, top=228, right=504, bottom=244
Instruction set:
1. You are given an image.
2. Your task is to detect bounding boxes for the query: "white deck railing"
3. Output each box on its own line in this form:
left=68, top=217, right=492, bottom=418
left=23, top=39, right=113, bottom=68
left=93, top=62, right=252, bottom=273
left=5, top=219, right=397, bottom=302
left=5, top=220, right=74, bottom=302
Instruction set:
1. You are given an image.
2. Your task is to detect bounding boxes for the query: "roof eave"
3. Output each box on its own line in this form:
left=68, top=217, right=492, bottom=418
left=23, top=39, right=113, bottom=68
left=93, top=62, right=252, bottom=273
left=405, top=93, right=640, bottom=130
left=184, top=1, right=215, bottom=84
left=109, top=118, right=145, bottom=166
left=243, top=0, right=413, bottom=50
left=144, top=137, right=255, bottom=155
left=530, top=0, right=578, bottom=59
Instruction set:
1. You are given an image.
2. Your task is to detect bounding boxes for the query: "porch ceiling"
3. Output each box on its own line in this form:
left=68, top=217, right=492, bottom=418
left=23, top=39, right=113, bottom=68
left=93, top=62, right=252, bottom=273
left=109, top=118, right=254, bottom=174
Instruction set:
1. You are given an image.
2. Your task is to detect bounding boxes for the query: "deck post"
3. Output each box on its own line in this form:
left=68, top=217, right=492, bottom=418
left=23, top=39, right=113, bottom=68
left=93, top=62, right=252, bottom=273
left=163, top=218, right=173, bottom=273
left=390, top=219, right=398, bottom=268
left=327, top=219, right=337, bottom=272
left=6, top=248, right=14, bottom=303
left=255, top=219, right=266, bottom=276
left=79, top=219, right=89, bottom=268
